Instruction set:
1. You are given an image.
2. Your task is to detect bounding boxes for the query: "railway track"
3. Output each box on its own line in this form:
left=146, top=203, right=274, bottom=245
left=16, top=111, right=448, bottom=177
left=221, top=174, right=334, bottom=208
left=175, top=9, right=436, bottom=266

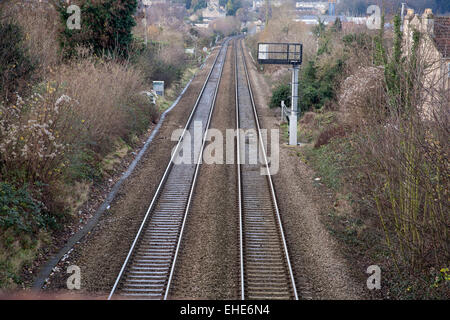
left=108, top=39, right=230, bottom=300
left=235, top=38, right=298, bottom=300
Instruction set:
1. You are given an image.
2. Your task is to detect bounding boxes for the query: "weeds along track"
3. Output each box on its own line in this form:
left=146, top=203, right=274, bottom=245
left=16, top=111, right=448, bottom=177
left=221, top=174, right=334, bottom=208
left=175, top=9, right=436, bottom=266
left=235, top=38, right=298, bottom=300
left=108, top=39, right=230, bottom=300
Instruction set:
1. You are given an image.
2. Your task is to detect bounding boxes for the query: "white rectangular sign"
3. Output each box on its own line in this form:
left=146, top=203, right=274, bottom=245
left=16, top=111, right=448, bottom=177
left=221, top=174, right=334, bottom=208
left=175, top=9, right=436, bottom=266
left=258, top=44, right=268, bottom=60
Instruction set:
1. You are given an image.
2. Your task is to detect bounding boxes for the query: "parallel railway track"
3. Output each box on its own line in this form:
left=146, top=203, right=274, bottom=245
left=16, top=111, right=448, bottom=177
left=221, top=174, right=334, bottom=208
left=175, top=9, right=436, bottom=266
left=235, top=38, right=298, bottom=300
left=108, top=37, right=298, bottom=300
left=108, top=39, right=229, bottom=300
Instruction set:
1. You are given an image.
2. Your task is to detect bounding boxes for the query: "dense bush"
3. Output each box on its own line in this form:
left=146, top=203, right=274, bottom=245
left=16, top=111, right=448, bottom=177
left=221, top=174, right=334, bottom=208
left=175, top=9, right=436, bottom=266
left=225, top=0, right=242, bottom=16
left=299, top=58, right=344, bottom=111
left=0, top=182, right=52, bottom=235
left=266, top=19, right=345, bottom=113
left=331, top=15, right=449, bottom=296
left=0, top=0, right=197, bottom=289
left=53, top=0, right=138, bottom=59
left=0, top=21, right=36, bottom=101
left=135, top=44, right=185, bottom=88
left=269, top=83, right=290, bottom=109
left=192, top=0, right=207, bottom=12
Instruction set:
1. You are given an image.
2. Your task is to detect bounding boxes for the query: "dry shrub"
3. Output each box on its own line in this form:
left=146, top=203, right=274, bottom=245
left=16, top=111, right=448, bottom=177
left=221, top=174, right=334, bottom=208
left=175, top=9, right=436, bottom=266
left=0, top=85, right=81, bottom=184
left=1, top=1, right=60, bottom=72
left=52, top=59, right=156, bottom=154
left=338, top=66, right=385, bottom=127
left=329, top=24, right=448, bottom=294
left=314, top=125, right=346, bottom=149
left=0, top=58, right=157, bottom=183
left=155, top=30, right=186, bottom=67
left=209, top=16, right=240, bottom=37
left=299, top=111, right=316, bottom=125
left=346, top=55, right=449, bottom=275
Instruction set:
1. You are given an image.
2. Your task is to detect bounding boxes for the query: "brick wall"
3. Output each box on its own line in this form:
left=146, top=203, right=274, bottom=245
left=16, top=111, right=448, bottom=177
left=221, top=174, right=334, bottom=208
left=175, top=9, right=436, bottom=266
left=434, top=17, right=450, bottom=58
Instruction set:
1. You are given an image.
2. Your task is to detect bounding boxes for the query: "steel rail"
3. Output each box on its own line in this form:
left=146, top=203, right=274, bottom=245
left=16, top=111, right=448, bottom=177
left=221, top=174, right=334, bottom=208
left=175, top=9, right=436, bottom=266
left=108, top=40, right=229, bottom=300
left=234, top=40, right=245, bottom=301
left=236, top=38, right=299, bottom=300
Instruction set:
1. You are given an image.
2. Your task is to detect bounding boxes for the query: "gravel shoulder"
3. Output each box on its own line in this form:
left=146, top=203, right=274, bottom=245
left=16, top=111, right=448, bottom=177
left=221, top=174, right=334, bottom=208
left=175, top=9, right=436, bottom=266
left=41, top=47, right=221, bottom=297
left=242, top=41, right=367, bottom=300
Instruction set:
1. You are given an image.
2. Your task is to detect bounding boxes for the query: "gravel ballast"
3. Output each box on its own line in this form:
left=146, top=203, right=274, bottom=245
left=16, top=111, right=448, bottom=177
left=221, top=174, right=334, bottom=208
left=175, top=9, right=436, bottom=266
left=169, top=42, right=239, bottom=299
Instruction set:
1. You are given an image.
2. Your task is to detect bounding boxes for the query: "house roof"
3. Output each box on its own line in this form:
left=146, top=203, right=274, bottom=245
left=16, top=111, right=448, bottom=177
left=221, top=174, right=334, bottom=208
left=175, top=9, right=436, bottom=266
left=434, top=17, right=450, bottom=58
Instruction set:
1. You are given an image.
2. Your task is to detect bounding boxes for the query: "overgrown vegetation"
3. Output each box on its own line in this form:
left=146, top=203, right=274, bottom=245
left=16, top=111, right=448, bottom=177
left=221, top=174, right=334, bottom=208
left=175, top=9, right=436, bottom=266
left=269, top=83, right=290, bottom=109
left=52, top=0, right=138, bottom=59
left=357, top=14, right=449, bottom=294
left=0, top=21, right=36, bottom=101
left=316, top=15, right=448, bottom=298
left=0, top=0, right=211, bottom=288
left=253, top=6, right=449, bottom=298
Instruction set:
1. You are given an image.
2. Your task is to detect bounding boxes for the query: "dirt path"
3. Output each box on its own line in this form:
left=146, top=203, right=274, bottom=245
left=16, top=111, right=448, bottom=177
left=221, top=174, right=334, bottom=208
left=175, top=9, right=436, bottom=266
left=169, top=42, right=239, bottom=299
left=41, top=47, right=221, bottom=297
left=242, top=41, right=367, bottom=300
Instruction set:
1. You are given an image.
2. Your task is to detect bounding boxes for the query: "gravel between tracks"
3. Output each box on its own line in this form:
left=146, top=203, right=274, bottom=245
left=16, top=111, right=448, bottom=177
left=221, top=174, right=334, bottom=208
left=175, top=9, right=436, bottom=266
left=241, top=41, right=367, bottom=300
left=41, top=47, right=221, bottom=297
left=169, top=42, right=239, bottom=299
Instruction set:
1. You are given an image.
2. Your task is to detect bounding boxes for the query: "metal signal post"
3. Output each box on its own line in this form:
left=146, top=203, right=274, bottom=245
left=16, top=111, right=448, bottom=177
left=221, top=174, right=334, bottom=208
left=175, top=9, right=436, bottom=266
left=257, top=43, right=303, bottom=146
left=290, top=65, right=300, bottom=146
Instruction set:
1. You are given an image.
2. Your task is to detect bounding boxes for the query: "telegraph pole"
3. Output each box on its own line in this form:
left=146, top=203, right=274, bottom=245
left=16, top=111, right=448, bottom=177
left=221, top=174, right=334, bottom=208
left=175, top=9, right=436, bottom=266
left=400, top=2, right=406, bottom=31
left=142, top=1, right=149, bottom=46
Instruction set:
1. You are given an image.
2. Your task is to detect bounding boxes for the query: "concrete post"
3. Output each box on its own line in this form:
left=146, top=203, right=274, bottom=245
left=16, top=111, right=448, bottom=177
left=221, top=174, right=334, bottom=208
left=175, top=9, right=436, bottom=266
left=289, top=65, right=299, bottom=146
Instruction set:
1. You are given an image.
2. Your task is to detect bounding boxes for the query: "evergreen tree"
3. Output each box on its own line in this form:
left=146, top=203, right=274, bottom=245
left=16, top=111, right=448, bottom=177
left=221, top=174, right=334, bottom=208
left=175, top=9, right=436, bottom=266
left=226, top=0, right=241, bottom=16
left=53, top=0, right=138, bottom=59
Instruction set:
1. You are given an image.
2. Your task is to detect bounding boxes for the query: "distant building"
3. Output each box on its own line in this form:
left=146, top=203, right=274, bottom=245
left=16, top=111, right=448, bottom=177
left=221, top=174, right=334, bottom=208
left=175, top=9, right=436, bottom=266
left=138, top=0, right=166, bottom=11
left=202, top=0, right=226, bottom=23
left=252, top=0, right=264, bottom=10
left=295, top=2, right=328, bottom=15
left=194, top=23, right=209, bottom=28
left=403, top=8, right=450, bottom=115
left=294, top=15, right=367, bottom=26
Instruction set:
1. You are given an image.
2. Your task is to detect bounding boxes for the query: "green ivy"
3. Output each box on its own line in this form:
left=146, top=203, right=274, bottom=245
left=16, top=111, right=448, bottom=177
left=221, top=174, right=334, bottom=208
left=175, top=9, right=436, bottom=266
left=54, top=0, right=138, bottom=59
left=0, top=182, right=49, bottom=235
left=269, top=83, right=290, bottom=109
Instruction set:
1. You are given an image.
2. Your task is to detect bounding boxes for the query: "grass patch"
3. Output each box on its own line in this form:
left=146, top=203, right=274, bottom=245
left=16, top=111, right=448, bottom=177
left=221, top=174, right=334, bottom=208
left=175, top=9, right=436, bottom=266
left=101, top=138, right=132, bottom=173
left=303, top=137, right=350, bottom=191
